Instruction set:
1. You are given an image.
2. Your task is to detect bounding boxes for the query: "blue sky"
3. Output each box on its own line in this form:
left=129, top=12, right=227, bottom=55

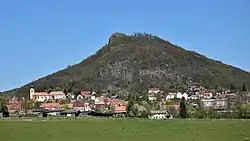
left=0, top=0, right=249, bottom=91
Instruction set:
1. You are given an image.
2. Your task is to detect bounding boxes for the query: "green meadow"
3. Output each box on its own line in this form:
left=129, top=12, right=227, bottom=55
left=0, top=119, right=249, bottom=141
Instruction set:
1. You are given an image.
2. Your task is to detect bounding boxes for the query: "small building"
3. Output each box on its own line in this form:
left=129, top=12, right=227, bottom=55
left=182, top=93, right=188, bottom=100
left=111, top=99, right=126, bottom=113
left=214, top=98, right=227, bottom=110
left=148, top=93, right=157, bottom=101
left=148, top=88, right=162, bottom=101
left=201, top=98, right=227, bottom=110
left=200, top=92, right=213, bottom=99
left=148, top=110, right=168, bottom=120
left=81, top=91, right=96, bottom=100
left=148, top=88, right=161, bottom=94
left=49, top=91, right=66, bottom=100
left=190, top=95, right=198, bottom=100
left=72, top=102, right=91, bottom=112
left=176, top=92, right=183, bottom=99
left=6, top=98, right=22, bottom=114
left=166, top=93, right=176, bottom=100
left=201, top=99, right=215, bottom=109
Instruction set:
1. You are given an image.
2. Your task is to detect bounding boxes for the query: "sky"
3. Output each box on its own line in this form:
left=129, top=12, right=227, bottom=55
left=0, top=0, right=249, bottom=91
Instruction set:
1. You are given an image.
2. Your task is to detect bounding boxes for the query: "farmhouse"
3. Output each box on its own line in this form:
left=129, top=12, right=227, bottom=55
left=148, top=110, right=168, bottom=120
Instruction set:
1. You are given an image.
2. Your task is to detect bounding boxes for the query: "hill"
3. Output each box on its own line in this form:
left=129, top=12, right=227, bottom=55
left=4, top=33, right=250, bottom=97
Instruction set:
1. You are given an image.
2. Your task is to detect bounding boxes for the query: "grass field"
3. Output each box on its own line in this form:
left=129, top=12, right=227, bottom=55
left=0, top=119, right=249, bottom=141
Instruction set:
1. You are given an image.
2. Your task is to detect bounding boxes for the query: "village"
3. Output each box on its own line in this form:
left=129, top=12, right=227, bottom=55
left=1, top=83, right=250, bottom=119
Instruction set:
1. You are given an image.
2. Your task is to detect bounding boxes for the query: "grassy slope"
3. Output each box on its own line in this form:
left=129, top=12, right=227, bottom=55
left=0, top=119, right=249, bottom=141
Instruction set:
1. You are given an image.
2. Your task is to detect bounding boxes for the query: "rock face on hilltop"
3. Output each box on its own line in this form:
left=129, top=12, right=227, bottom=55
left=5, top=33, right=250, bottom=97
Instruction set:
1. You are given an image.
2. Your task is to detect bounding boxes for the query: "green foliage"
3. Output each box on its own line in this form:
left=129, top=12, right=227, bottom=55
left=242, top=84, right=248, bottom=92
left=230, top=84, right=236, bottom=90
left=0, top=96, right=8, bottom=112
left=141, top=110, right=150, bottom=118
left=126, top=100, right=134, bottom=117
left=179, top=97, right=188, bottom=118
left=34, top=101, right=41, bottom=108
left=22, top=99, right=34, bottom=110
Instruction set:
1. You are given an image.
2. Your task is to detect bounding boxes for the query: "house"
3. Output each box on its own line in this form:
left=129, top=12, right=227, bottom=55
left=72, top=102, right=91, bottom=112
left=176, top=92, right=183, bottom=99
left=148, top=88, right=161, bottom=94
left=95, top=96, right=111, bottom=105
left=6, top=98, right=22, bottom=114
left=148, top=93, right=157, bottom=101
left=148, top=88, right=162, bottom=101
left=201, top=99, right=227, bottom=110
left=201, top=99, right=215, bottom=109
left=110, top=99, right=126, bottom=113
left=49, top=91, right=66, bottom=100
left=81, top=91, right=96, bottom=101
left=77, top=94, right=84, bottom=100
left=214, top=98, right=227, bottom=110
left=182, top=93, right=188, bottom=100
left=190, top=95, right=198, bottom=100
left=166, top=93, right=176, bottom=100
left=67, top=93, right=75, bottom=100
left=197, top=92, right=214, bottom=99
left=148, top=110, right=168, bottom=120
left=40, top=103, right=61, bottom=110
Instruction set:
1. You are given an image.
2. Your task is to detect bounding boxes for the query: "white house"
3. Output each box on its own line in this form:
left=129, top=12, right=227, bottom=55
left=148, top=88, right=161, bottom=94
left=182, top=93, right=188, bottom=100
left=190, top=95, right=198, bottom=100
left=148, top=94, right=157, bottom=101
left=201, top=99, right=215, bottom=108
left=165, top=93, right=176, bottom=100
left=77, top=95, right=84, bottom=100
left=50, top=91, right=66, bottom=100
left=203, top=92, right=213, bottom=99
left=148, top=110, right=168, bottom=120
left=176, top=92, right=183, bottom=99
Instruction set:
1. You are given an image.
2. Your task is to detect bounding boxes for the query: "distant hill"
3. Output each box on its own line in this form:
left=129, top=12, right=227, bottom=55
left=3, top=33, right=250, bottom=97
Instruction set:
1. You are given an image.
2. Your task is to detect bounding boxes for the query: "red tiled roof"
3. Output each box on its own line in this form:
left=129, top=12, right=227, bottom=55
left=148, top=88, right=160, bottom=91
left=72, top=102, right=85, bottom=107
left=81, top=91, right=92, bottom=96
left=34, top=92, right=49, bottom=96
left=49, top=91, right=65, bottom=95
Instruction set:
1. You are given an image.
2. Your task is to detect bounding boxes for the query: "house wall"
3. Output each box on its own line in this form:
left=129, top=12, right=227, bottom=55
left=148, top=96, right=157, bottom=101
left=54, top=94, right=66, bottom=100
left=149, top=114, right=166, bottom=120
left=148, top=90, right=161, bottom=94
left=201, top=99, right=215, bottom=107
left=34, top=96, right=47, bottom=102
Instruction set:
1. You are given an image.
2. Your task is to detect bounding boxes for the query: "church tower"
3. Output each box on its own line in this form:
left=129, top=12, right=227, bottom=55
left=30, top=86, right=35, bottom=100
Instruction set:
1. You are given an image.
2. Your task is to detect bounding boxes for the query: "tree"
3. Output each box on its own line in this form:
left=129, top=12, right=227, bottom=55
left=179, top=97, right=188, bottom=118
left=126, top=100, right=134, bottom=117
left=242, top=84, right=248, bottom=92
left=0, top=96, right=8, bottom=113
left=34, top=101, right=41, bottom=108
left=230, top=84, right=236, bottom=90
left=22, top=99, right=34, bottom=111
